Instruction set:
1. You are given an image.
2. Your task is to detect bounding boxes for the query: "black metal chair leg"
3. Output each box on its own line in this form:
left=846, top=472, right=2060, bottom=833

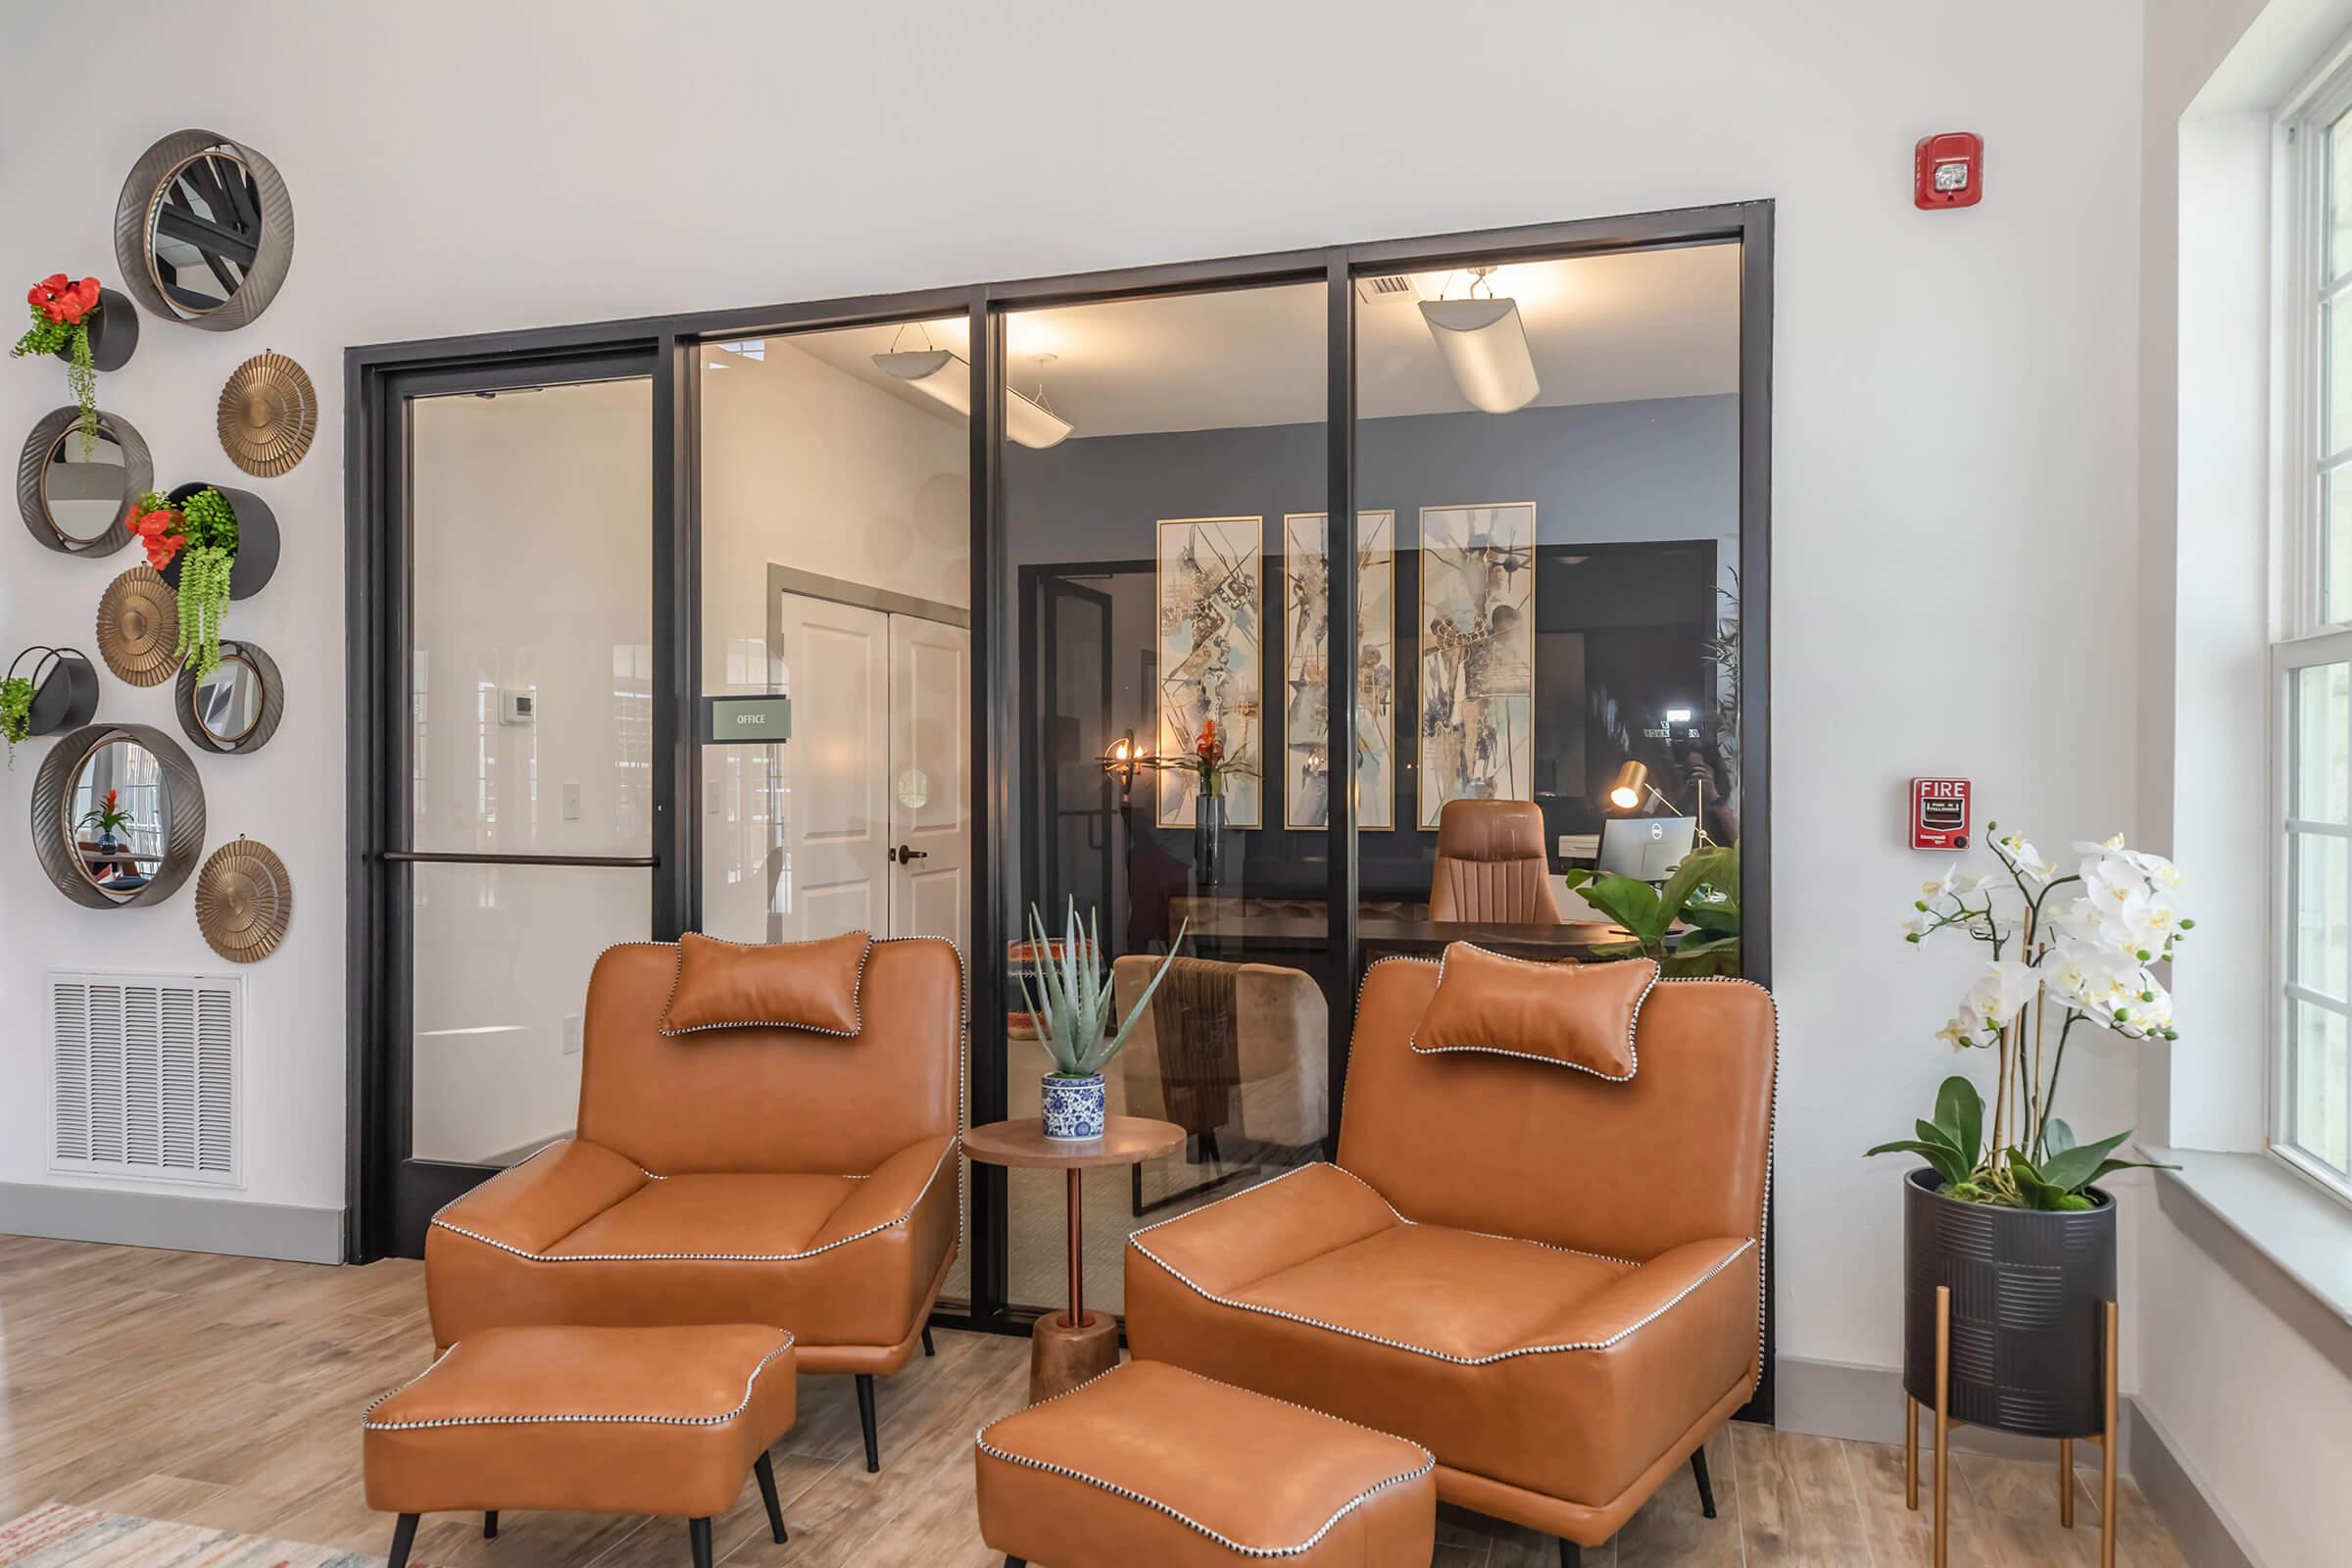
left=689, top=1516, right=713, bottom=1568
left=922, top=1325, right=936, bottom=1357
left=1559, top=1541, right=1580, bottom=1568
left=1691, top=1446, right=1718, bottom=1518
left=855, top=1373, right=880, bottom=1472
left=1004, top=1558, right=1027, bottom=1567
left=386, top=1514, right=418, bottom=1568
left=755, top=1450, right=788, bottom=1544
left=484, top=1510, right=499, bottom=1539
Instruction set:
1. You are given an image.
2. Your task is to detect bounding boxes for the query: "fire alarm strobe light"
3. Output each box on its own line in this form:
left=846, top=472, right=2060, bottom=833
left=1914, top=132, right=1983, bottom=210
left=1911, top=778, right=1972, bottom=851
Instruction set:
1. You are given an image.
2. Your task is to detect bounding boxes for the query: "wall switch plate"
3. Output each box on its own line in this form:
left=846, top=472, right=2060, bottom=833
left=562, top=1014, right=583, bottom=1055
left=706, top=781, right=722, bottom=815
left=562, top=780, right=582, bottom=820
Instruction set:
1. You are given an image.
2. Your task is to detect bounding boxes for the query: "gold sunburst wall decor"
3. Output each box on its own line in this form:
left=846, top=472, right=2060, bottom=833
left=195, top=836, right=293, bottom=962
left=96, top=565, right=182, bottom=686
left=218, top=352, right=318, bottom=477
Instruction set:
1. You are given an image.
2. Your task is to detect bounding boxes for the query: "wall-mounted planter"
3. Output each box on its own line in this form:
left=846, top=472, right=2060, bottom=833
left=161, top=482, right=278, bottom=600
left=58, top=288, right=139, bottom=372
left=9, top=647, right=100, bottom=736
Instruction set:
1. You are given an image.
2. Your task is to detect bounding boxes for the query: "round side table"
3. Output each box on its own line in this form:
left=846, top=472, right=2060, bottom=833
left=962, top=1114, right=1185, bottom=1401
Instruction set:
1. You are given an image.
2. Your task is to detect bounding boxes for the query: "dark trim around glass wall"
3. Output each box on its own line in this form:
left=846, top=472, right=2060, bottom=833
left=344, top=200, right=1775, bottom=1409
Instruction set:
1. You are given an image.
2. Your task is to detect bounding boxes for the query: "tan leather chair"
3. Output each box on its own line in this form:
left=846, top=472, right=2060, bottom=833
left=1112, top=955, right=1328, bottom=1214
left=1124, top=956, right=1775, bottom=1563
left=424, top=936, right=962, bottom=1474
left=1429, top=799, right=1563, bottom=922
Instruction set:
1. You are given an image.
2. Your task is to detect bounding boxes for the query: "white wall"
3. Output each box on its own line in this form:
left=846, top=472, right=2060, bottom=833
left=0, top=0, right=2145, bottom=1374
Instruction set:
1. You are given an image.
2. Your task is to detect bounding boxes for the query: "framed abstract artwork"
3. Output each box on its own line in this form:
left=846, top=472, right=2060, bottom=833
left=1416, top=503, right=1535, bottom=829
left=1280, top=511, right=1396, bottom=830
left=1154, top=515, right=1264, bottom=828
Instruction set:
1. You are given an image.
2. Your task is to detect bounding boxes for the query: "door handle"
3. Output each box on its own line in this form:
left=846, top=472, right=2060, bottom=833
left=891, top=843, right=929, bottom=863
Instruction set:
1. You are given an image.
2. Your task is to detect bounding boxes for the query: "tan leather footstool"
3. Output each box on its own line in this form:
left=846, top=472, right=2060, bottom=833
left=364, top=1324, right=796, bottom=1568
left=974, top=1361, right=1435, bottom=1567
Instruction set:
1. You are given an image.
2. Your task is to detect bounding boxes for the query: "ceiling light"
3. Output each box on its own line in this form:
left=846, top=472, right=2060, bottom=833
left=1419, top=267, right=1540, bottom=414
left=872, top=347, right=1073, bottom=449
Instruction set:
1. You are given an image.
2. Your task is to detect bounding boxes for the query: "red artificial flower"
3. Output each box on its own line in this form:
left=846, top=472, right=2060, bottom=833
left=27, top=274, right=100, bottom=325
left=103, top=789, right=118, bottom=810
left=129, top=503, right=185, bottom=570
left=1195, top=718, right=1224, bottom=766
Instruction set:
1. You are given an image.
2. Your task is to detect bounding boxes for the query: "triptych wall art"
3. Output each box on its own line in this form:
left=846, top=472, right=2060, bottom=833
left=1151, top=503, right=1535, bottom=833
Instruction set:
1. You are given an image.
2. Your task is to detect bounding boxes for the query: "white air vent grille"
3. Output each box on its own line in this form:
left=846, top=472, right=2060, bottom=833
left=49, top=970, right=241, bottom=1186
left=1355, top=272, right=1424, bottom=307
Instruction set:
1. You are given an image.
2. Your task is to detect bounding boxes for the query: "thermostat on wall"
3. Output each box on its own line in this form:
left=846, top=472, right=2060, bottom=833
left=498, top=688, right=536, bottom=725
left=1910, top=777, right=1971, bottom=851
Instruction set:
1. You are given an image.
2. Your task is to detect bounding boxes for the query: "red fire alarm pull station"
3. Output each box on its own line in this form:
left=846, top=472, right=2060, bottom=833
left=1914, top=132, right=1983, bottom=210
left=1911, top=778, right=1972, bottom=851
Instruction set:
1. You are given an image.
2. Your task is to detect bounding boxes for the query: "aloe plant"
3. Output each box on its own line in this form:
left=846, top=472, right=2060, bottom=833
left=1017, top=900, right=1188, bottom=1078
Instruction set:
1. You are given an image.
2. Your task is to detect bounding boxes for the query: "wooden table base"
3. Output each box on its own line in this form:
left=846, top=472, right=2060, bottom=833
left=1029, top=1308, right=1119, bottom=1402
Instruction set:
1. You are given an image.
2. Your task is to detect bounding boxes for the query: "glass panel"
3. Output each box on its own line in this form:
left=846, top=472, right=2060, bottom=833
left=409, top=379, right=653, bottom=856
left=2328, top=106, right=2352, bottom=285
left=2293, top=661, right=2352, bottom=823
left=2291, top=999, right=2350, bottom=1179
left=411, top=861, right=650, bottom=1165
left=2326, top=466, right=2352, bottom=626
left=2292, top=829, right=2350, bottom=1000
left=1352, top=244, right=1744, bottom=965
left=1000, top=281, right=1329, bottom=1316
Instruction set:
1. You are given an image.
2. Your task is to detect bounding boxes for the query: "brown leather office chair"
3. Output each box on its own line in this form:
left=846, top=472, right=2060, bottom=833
left=1429, top=798, right=1563, bottom=922
left=1125, top=952, right=1776, bottom=1563
left=424, top=935, right=962, bottom=1475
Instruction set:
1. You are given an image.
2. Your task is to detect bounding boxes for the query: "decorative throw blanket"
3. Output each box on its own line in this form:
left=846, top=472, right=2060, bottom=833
left=1151, top=956, right=1243, bottom=1137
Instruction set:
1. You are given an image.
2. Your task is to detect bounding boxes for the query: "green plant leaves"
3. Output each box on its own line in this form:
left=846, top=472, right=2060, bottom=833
left=1575, top=873, right=1669, bottom=944
left=1866, top=1137, right=1970, bottom=1186
left=1934, top=1075, right=1984, bottom=1168
left=2036, top=1130, right=2132, bottom=1195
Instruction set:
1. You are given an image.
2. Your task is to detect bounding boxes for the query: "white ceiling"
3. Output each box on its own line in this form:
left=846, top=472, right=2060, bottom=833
left=713, top=241, right=1740, bottom=439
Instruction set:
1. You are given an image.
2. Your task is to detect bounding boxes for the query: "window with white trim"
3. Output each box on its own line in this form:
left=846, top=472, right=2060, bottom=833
left=2276, top=68, right=2352, bottom=1198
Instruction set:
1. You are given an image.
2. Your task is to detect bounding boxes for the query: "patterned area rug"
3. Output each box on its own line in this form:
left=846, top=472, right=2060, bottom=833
left=0, top=1503, right=410, bottom=1567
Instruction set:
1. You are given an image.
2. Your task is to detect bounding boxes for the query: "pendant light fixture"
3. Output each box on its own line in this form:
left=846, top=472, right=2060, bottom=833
left=873, top=328, right=1073, bottom=448
left=1419, top=266, right=1540, bottom=414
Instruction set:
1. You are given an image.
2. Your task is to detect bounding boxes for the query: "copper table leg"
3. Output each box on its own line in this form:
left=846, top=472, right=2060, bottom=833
left=1028, top=1165, right=1116, bottom=1401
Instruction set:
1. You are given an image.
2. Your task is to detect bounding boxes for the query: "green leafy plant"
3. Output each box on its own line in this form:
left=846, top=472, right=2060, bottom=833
left=170, top=487, right=240, bottom=680
left=12, top=274, right=103, bottom=455
left=1868, top=1075, right=2170, bottom=1210
left=0, top=675, right=32, bottom=769
left=1565, top=841, right=1740, bottom=977
left=1016, top=900, right=1188, bottom=1078
left=78, top=787, right=134, bottom=842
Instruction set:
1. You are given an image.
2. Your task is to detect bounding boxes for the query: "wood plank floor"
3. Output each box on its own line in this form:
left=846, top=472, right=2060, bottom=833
left=0, top=1236, right=2184, bottom=1566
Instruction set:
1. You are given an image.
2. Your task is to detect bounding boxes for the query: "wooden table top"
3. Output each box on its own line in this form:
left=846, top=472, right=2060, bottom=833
left=962, top=1116, right=1187, bottom=1170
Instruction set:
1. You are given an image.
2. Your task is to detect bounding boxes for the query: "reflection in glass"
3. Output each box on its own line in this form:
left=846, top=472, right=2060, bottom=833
left=43, top=429, right=127, bottom=542
left=67, top=739, right=168, bottom=902
left=149, top=150, right=261, bottom=316
left=193, top=654, right=264, bottom=743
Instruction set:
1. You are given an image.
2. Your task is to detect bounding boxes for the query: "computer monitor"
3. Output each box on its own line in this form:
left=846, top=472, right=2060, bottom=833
left=1597, top=813, right=1696, bottom=881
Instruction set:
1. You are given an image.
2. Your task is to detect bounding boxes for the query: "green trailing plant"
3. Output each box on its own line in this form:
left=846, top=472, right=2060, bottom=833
left=169, top=487, right=239, bottom=680
left=1565, top=841, right=1741, bottom=977
left=12, top=275, right=103, bottom=455
left=0, top=675, right=33, bottom=769
left=1017, top=900, right=1189, bottom=1079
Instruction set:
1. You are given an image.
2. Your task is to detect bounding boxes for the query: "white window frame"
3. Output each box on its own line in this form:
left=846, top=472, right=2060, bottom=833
left=2271, top=50, right=2352, bottom=1207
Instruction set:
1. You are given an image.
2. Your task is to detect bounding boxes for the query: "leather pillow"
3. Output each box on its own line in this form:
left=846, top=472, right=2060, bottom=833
left=1408, top=943, right=1656, bottom=1080
left=661, top=930, right=873, bottom=1037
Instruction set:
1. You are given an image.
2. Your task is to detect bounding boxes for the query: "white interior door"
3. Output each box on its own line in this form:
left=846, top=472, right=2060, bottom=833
left=888, top=614, right=971, bottom=951
left=774, top=593, right=891, bottom=941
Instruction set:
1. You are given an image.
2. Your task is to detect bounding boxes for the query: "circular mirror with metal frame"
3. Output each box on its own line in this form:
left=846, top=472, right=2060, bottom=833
left=175, top=639, right=281, bottom=755
left=31, top=723, right=205, bottom=908
left=16, top=407, right=148, bottom=556
left=113, top=130, right=295, bottom=330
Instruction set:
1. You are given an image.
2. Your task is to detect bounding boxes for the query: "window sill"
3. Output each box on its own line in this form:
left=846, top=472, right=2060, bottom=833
left=2145, top=1145, right=2352, bottom=1372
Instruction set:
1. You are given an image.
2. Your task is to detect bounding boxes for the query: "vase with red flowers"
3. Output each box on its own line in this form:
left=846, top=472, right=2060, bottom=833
left=1142, top=717, right=1258, bottom=886
left=11, top=275, right=137, bottom=455
left=79, top=788, right=134, bottom=858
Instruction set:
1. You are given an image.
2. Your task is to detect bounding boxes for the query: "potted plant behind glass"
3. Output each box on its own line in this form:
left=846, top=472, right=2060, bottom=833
left=1866, top=825, right=2186, bottom=1471
left=79, top=788, right=134, bottom=858
left=1565, top=841, right=1741, bottom=976
left=1017, top=900, right=1188, bottom=1141
left=1143, top=717, right=1256, bottom=886
left=11, top=274, right=136, bottom=456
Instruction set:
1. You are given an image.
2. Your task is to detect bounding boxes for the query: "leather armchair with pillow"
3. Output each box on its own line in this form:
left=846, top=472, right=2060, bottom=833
left=425, top=932, right=963, bottom=1473
left=1124, top=946, right=1775, bottom=1562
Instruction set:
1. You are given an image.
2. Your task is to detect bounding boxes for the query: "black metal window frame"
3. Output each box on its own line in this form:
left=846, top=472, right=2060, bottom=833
left=345, top=200, right=1774, bottom=1406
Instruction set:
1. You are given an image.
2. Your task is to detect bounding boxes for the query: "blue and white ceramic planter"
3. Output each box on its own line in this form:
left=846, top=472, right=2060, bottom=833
left=1041, top=1073, right=1106, bottom=1141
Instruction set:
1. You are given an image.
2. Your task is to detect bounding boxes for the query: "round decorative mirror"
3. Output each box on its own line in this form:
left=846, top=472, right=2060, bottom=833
left=31, top=724, right=205, bottom=908
left=15, top=407, right=148, bottom=556
left=113, top=130, right=294, bottom=331
left=175, top=639, right=281, bottom=754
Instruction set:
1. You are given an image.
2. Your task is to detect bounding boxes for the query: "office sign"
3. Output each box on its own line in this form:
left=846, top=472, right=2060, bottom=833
left=701, top=694, right=792, bottom=745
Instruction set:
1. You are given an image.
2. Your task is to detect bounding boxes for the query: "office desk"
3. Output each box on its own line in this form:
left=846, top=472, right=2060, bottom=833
left=1167, top=895, right=1645, bottom=965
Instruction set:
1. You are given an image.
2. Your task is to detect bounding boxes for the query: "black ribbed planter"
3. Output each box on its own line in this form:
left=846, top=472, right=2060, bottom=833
left=55, top=288, right=139, bottom=372
left=9, top=646, right=100, bottom=736
left=161, top=482, right=279, bottom=600
left=1901, top=1167, right=2116, bottom=1437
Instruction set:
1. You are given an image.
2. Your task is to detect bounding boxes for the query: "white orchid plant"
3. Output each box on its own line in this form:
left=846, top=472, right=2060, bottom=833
left=1867, top=823, right=2188, bottom=1210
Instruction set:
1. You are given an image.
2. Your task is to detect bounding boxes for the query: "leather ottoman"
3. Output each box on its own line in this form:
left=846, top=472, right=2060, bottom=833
left=364, top=1324, right=797, bottom=1568
left=974, top=1361, right=1435, bottom=1567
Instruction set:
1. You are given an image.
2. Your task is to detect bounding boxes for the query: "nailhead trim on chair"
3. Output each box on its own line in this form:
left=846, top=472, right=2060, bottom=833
left=430, top=1137, right=960, bottom=1263
left=656, top=930, right=875, bottom=1039
left=362, top=1333, right=794, bottom=1430
left=1405, top=948, right=1657, bottom=1082
left=973, top=1367, right=1435, bottom=1558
